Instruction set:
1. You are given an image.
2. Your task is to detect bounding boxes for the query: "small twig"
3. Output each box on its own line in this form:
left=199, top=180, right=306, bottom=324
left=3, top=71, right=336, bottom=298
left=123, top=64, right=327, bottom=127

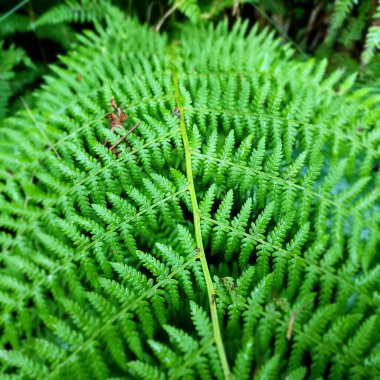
left=286, top=314, right=296, bottom=341
left=232, top=0, right=241, bottom=18
left=252, top=3, right=309, bottom=59
left=202, top=0, right=220, bottom=19
left=0, top=0, right=29, bottom=23
left=109, top=121, right=141, bottom=151
left=155, top=0, right=183, bottom=32
left=20, top=97, right=61, bottom=159
left=147, top=1, right=163, bottom=25
left=286, top=299, right=313, bottom=340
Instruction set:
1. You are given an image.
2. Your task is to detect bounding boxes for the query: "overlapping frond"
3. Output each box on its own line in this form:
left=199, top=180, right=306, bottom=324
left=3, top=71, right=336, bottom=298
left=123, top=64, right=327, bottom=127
left=0, top=9, right=379, bottom=380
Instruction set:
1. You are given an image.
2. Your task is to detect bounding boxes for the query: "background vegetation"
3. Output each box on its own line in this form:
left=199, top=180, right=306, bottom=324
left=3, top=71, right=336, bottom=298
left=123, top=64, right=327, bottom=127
left=1, top=0, right=380, bottom=120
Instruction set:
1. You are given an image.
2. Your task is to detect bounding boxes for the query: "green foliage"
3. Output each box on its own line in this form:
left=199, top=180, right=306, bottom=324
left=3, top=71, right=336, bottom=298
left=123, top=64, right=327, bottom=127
left=35, top=0, right=110, bottom=26
left=327, top=0, right=358, bottom=41
left=1, top=0, right=380, bottom=120
left=0, top=4, right=380, bottom=380
left=324, top=0, right=380, bottom=67
left=361, top=2, right=380, bottom=66
left=0, top=0, right=116, bottom=118
left=0, top=42, right=36, bottom=118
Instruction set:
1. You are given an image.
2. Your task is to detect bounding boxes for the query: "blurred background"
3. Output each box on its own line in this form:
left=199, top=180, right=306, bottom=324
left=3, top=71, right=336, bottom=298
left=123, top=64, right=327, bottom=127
left=1, top=0, right=379, bottom=120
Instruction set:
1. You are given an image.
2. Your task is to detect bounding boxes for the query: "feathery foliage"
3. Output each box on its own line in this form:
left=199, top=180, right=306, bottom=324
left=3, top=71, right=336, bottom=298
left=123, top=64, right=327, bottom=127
left=0, top=7, right=380, bottom=380
left=1, top=0, right=380, bottom=120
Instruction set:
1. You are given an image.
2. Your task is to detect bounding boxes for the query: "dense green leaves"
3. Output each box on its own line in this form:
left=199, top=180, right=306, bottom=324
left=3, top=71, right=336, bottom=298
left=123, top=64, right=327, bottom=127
left=0, top=9, right=379, bottom=380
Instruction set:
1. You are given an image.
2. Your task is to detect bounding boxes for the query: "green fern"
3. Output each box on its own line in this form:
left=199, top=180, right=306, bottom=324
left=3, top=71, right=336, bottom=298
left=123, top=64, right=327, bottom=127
left=361, top=2, right=380, bottom=66
left=327, top=0, right=357, bottom=43
left=35, top=0, right=110, bottom=26
left=0, top=7, right=379, bottom=380
left=0, top=42, right=36, bottom=118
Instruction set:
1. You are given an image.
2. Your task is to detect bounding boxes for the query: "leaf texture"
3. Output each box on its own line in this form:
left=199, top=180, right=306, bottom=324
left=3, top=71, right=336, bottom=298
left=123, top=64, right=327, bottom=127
left=0, top=9, right=380, bottom=380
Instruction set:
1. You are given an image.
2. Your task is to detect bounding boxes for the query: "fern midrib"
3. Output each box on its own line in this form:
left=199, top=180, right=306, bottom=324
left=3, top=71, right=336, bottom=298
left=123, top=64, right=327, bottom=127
left=200, top=215, right=378, bottom=307
left=171, top=61, right=231, bottom=379
left=2, top=186, right=189, bottom=316
left=184, top=106, right=378, bottom=155
left=21, top=97, right=61, bottom=159
left=191, top=151, right=376, bottom=229
left=6, top=128, right=180, bottom=253
left=46, top=254, right=201, bottom=378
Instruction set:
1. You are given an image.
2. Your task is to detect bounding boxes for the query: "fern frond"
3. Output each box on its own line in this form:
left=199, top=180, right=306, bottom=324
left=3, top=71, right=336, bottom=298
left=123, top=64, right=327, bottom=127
left=36, top=0, right=110, bottom=26
left=0, top=11, right=379, bottom=380
left=362, top=3, right=380, bottom=66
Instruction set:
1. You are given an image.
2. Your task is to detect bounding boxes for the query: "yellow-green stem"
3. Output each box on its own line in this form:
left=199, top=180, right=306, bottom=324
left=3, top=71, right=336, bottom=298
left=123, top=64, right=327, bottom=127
left=172, top=70, right=231, bottom=380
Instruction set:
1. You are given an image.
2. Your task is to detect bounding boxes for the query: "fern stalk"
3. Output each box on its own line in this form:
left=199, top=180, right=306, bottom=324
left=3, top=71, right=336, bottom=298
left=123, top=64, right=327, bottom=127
left=172, top=65, right=231, bottom=379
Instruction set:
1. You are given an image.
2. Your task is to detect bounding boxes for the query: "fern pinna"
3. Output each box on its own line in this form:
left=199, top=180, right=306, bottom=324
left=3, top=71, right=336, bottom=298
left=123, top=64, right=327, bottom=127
left=0, top=8, right=379, bottom=380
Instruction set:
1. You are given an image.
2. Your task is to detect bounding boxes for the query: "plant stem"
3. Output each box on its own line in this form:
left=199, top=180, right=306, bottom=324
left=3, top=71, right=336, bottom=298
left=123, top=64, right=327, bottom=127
left=109, top=121, right=141, bottom=151
left=0, top=0, right=29, bottom=23
left=155, top=0, right=183, bottom=32
left=171, top=70, right=231, bottom=380
left=21, top=97, right=61, bottom=158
